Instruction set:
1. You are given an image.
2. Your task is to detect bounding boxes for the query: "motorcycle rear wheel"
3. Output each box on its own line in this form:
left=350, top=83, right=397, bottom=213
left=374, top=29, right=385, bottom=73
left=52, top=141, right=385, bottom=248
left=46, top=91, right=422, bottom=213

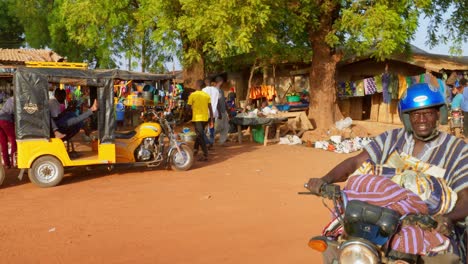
left=170, top=145, right=194, bottom=171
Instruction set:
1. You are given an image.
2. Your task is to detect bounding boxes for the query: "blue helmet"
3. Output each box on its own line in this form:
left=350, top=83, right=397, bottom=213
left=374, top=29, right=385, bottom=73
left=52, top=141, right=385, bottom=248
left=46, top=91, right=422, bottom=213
left=398, top=83, right=446, bottom=132
left=399, top=83, right=445, bottom=113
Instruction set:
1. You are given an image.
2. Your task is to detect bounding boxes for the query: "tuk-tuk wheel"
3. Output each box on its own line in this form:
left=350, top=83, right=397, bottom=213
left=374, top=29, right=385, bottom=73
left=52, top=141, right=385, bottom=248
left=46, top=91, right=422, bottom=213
left=28, top=156, right=64, bottom=188
left=0, top=165, right=5, bottom=186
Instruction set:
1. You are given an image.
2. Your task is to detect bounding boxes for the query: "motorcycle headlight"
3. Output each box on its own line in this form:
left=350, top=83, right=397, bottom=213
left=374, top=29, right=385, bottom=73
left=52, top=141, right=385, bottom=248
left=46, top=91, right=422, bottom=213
left=339, top=240, right=379, bottom=264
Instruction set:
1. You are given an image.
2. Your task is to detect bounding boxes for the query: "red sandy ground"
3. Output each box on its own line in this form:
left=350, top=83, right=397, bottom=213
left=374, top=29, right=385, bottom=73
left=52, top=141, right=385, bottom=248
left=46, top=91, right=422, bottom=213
left=0, top=121, right=403, bottom=263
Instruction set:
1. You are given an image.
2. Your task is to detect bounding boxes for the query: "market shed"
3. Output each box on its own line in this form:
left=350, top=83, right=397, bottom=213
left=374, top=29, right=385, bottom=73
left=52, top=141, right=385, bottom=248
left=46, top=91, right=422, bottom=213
left=336, top=47, right=468, bottom=124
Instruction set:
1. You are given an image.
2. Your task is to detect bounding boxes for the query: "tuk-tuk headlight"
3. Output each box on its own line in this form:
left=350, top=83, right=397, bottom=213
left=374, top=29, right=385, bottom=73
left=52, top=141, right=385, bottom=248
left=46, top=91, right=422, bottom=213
left=339, top=239, right=379, bottom=264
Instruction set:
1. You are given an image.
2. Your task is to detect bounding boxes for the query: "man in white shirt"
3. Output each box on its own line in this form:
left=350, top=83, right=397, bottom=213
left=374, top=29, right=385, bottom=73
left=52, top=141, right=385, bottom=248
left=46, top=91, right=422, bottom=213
left=202, top=78, right=219, bottom=146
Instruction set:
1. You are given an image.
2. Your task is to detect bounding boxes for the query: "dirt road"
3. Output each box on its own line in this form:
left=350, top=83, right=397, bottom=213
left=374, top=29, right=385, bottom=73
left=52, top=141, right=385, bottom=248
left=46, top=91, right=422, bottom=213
left=0, top=122, right=399, bottom=264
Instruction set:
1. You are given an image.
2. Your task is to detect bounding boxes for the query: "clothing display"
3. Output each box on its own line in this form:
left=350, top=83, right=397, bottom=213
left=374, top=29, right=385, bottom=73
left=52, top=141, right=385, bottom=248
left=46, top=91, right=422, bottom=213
left=337, top=73, right=447, bottom=104
left=248, top=85, right=277, bottom=100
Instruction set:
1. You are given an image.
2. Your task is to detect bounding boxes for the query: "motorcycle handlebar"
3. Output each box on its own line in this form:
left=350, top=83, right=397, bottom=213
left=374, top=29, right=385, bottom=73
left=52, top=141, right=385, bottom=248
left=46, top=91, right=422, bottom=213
left=299, top=182, right=341, bottom=200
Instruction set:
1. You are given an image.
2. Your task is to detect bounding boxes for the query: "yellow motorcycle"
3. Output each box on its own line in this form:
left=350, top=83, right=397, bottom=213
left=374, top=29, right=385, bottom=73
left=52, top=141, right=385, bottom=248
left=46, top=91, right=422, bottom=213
left=114, top=107, right=193, bottom=170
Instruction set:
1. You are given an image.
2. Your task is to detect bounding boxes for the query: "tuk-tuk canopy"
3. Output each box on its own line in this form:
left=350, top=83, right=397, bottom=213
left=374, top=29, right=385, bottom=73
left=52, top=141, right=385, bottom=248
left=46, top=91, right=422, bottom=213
left=14, top=67, right=174, bottom=142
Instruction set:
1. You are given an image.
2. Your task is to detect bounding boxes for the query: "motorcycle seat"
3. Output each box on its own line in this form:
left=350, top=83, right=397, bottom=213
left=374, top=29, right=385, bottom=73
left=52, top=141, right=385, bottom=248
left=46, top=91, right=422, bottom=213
left=114, top=130, right=136, bottom=139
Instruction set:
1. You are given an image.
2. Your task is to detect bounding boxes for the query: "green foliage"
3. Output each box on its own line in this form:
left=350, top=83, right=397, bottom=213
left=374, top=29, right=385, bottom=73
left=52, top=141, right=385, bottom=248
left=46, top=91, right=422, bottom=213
left=12, top=0, right=51, bottom=48
left=420, top=0, right=467, bottom=55
left=0, top=0, right=24, bottom=48
left=6, top=0, right=465, bottom=73
left=338, top=1, right=421, bottom=60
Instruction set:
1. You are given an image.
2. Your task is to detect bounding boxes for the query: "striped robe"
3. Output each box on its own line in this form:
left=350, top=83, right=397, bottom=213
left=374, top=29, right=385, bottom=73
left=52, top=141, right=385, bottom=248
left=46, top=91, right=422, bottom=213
left=364, top=128, right=467, bottom=194
left=357, top=128, right=467, bottom=255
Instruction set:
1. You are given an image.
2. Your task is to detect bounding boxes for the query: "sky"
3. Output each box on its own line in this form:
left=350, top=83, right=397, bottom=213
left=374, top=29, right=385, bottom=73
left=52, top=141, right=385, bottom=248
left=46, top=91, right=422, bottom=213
left=411, top=15, right=468, bottom=56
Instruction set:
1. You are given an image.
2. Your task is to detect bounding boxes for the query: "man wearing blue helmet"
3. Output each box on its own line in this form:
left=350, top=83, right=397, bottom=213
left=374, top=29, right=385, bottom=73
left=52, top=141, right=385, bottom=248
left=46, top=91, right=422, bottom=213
left=306, top=83, right=467, bottom=263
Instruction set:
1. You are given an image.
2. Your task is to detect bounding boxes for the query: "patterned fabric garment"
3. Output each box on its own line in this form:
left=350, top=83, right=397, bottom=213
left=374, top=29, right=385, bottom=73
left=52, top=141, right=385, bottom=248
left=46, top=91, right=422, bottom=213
left=390, top=74, right=400, bottom=99
left=344, top=174, right=449, bottom=255
left=382, top=73, right=392, bottom=103
left=364, top=77, right=377, bottom=95
left=398, top=75, right=408, bottom=99
left=352, top=151, right=457, bottom=216
left=337, top=82, right=346, bottom=97
left=354, top=80, right=365, bottom=96
left=374, top=75, right=383, bottom=93
left=359, top=128, right=467, bottom=257
left=364, top=128, right=467, bottom=193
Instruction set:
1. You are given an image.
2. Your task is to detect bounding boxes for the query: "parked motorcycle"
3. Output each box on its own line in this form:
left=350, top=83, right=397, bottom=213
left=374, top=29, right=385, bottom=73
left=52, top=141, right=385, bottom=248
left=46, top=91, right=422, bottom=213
left=114, top=107, right=194, bottom=171
left=449, top=108, right=464, bottom=137
left=300, top=182, right=467, bottom=264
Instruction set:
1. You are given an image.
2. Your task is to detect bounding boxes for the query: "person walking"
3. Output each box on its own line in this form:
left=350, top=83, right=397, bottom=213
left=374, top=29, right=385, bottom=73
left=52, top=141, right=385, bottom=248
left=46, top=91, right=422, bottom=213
left=214, top=76, right=230, bottom=146
left=187, top=80, right=214, bottom=161
left=0, top=96, right=17, bottom=169
left=202, top=77, right=219, bottom=147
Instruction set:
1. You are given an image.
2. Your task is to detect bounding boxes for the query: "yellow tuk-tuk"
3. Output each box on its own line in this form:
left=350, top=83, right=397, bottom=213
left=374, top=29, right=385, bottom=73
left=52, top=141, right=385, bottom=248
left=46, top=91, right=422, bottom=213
left=14, top=65, right=192, bottom=188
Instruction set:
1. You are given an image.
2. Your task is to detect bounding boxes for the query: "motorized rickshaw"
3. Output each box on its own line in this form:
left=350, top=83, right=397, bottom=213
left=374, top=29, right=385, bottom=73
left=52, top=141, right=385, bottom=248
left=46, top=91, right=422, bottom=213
left=14, top=66, right=193, bottom=188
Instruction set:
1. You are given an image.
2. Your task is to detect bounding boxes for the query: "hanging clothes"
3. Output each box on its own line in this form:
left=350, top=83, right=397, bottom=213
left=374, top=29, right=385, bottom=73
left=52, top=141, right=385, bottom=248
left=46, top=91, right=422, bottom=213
left=429, top=74, right=439, bottom=87
left=382, top=73, right=391, bottom=104
left=364, top=77, right=377, bottom=95
left=406, top=76, right=414, bottom=87
left=374, top=75, right=383, bottom=93
left=337, top=82, right=346, bottom=97
left=398, top=75, right=408, bottom=99
left=388, top=74, right=399, bottom=100
left=354, top=80, right=365, bottom=97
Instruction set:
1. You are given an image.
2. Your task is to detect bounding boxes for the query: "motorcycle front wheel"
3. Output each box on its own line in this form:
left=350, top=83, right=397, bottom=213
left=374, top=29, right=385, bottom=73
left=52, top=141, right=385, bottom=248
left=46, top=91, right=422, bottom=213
left=170, top=144, right=194, bottom=171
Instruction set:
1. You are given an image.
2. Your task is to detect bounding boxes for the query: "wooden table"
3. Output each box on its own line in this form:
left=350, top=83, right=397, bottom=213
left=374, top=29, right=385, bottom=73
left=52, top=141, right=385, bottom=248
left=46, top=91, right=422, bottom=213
left=231, top=116, right=288, bottom=146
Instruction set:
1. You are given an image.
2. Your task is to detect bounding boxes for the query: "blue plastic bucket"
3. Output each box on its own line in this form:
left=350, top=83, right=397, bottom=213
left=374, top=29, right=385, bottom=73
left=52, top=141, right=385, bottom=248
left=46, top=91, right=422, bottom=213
left=116, top=102, right=125, bottom=121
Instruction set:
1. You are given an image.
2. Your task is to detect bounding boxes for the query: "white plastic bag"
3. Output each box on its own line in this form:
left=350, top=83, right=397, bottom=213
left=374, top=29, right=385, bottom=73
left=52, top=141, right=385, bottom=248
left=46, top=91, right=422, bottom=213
left=335, top=117, right=353, bottom=130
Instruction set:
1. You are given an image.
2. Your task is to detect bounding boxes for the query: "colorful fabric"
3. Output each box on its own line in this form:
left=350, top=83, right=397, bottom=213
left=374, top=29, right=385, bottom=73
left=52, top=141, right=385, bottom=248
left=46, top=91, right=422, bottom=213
left=337, top=82, right=346, bottom=97
left=407, top=76, right=415, bottom=87
left=344, top=174, right=449, bottom=255
left=353, top=151, right=457, bottom=215
left=374, top=75, right=383, bottom=93
left=364, top=77, right=377, bottom=95
left=390, top=74, right=400, bottom=99
left=364, top=128, right=468, bottom=194
left=398, top=75, right=408, bottom=99
left=354, top=80, right=365, bottom=96
left=382, top=73, right=392, bottom=103
left=187, top=91, right=211, bottom=122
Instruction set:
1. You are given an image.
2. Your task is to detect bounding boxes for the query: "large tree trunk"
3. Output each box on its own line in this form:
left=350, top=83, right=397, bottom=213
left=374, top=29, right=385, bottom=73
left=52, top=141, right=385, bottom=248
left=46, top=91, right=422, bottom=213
left=307, top=2, right=343, bottom=129
left=183, top=58, right=204, bottom=88
left=181, top=39, right=205, bottom=88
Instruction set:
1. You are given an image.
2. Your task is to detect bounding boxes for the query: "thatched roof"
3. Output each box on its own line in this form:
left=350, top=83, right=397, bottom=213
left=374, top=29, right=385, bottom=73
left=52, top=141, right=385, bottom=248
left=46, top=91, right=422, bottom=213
left=0, top=49, right=64, bottom=65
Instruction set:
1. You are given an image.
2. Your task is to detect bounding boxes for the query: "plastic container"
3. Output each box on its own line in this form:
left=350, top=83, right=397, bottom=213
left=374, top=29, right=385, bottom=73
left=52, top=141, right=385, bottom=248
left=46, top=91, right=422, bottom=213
left=252, top=125, right=264, bottom=144
left=286, top=95, right=301, bottom=102
left=180, top=133, right=196, bottom=142
left=115, top=102, right=125, bottom=121
left=276, top=104, right=291, bottom=111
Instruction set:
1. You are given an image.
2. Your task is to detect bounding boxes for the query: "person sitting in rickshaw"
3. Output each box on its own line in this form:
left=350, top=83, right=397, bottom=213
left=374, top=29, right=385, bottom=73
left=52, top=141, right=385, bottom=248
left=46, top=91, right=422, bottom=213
left=49, top=87, right=98, bottom=140
left=53, top=99, right=98, bottom=141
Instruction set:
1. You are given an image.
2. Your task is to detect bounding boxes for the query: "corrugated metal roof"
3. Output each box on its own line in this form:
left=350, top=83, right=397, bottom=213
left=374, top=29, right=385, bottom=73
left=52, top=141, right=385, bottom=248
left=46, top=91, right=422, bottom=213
left=0, top=49, right=64, bottom=65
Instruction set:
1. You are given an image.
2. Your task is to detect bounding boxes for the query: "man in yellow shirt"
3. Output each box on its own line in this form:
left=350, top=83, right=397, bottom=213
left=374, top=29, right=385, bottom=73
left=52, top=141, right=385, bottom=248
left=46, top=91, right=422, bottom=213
left=187, top=80, right=214, bottom=161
